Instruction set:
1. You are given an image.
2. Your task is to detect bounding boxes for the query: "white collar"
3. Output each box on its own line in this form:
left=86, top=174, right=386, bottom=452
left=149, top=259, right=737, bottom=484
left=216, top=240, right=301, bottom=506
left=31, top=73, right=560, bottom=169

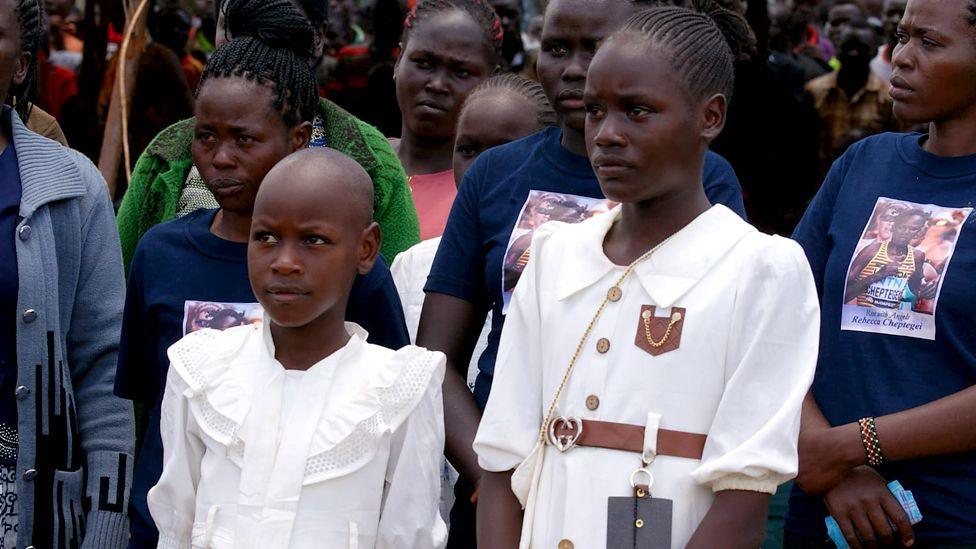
left=260, top=318, right=370, bottom=368
left=555, top=205, right=755, bottom=307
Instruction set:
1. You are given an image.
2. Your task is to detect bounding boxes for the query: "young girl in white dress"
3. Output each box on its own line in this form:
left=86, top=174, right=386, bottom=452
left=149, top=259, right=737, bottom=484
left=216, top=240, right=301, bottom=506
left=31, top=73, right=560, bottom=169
left=473, top=3, right=821, bottom=548
left=148, top=149, right=447, bottom=549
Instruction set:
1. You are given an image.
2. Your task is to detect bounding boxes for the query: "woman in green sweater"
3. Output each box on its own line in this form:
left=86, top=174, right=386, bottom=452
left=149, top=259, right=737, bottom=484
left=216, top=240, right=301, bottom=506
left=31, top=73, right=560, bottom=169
left=116, top=0, right=419, bottom=268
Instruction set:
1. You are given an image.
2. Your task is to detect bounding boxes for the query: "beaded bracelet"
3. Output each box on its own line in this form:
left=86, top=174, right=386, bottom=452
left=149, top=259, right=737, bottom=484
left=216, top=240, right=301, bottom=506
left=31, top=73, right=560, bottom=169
left=858, top=417, right=886, bottom=466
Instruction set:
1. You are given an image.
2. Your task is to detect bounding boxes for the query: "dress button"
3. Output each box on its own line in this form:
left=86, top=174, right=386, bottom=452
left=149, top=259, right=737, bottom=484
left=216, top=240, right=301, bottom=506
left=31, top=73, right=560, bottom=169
left=22, top=309, right=37, bottom=323
left=558, top=540, right=574, bottom=549
left=23, top=469, right=37, bottom=481
left=585, top=395, right=600, bottom=411
left=18, top=225, right=31, bottom=241
left=15, top=386, right=29, bottom=400
left=607, top=286, right=622, bottom=302
left=596, top=338, right=610, bottom=354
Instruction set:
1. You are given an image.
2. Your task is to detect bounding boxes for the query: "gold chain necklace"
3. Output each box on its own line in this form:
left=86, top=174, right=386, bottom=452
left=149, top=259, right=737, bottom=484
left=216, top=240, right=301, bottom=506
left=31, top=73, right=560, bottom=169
left=535, top=235, right=675, bottom=444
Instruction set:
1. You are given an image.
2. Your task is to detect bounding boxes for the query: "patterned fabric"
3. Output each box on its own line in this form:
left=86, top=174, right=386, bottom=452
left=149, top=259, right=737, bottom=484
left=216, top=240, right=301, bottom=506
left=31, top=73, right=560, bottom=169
left=309, top=113, right=328, bottom=148
left=175, top=167, right=217, bottom=218
left=0, top=465, right=18, bottom=549
left=805, top=71, right=900, bottom=172
left=175, top=114, right=330, bottom=218
left=0, top=425, right=15, bottom=463
left=10, top=107, right=133, bottom=549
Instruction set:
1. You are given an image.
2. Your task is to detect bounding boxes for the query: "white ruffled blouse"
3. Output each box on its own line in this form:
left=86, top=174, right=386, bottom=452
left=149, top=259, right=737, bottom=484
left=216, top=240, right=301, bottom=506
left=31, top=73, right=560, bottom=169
left=148, top=321, right=448, bottom=549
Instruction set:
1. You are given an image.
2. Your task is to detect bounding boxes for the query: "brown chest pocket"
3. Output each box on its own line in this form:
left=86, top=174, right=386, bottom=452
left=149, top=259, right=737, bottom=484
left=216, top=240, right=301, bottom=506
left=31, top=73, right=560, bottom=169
left=634, top=306, right=685, bottom=357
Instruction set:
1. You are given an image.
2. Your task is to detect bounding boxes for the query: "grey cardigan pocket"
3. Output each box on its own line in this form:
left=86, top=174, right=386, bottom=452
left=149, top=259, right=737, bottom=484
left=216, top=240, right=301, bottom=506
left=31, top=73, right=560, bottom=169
left=53, top=468, right=87, bottom=547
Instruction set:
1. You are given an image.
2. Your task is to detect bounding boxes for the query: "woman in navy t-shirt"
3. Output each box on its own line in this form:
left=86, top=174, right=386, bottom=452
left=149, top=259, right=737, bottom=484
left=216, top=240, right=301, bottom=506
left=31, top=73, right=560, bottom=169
left=787, top=0, right=976, bottom=545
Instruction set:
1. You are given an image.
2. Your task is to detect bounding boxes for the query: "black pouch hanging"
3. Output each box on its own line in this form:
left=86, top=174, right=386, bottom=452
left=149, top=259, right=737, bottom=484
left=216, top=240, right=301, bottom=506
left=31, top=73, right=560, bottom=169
left=606, top=492, right=673, bottom=549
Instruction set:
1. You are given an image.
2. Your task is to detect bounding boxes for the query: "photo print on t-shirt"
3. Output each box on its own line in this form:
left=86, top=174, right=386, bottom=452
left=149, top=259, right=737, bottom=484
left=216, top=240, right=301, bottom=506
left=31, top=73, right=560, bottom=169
left=183, top=300, right=264, bottom=336
left=501, top=190, right=616, bottom=314
left=842, top=197, right=972, bottom=340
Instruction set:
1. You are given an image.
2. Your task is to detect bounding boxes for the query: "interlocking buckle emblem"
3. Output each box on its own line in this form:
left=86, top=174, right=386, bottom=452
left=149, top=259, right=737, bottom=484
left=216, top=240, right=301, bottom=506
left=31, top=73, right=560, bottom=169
left=547, top=416, right=584, bottom=452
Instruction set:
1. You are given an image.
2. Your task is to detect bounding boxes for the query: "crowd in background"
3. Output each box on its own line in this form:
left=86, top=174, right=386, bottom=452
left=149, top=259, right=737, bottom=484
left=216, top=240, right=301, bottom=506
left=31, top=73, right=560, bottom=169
left=35, top=0, right=906, bottom=238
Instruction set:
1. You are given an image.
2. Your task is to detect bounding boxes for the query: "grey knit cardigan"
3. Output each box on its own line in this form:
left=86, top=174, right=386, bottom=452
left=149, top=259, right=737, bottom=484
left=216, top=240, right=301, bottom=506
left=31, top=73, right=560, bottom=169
left=10, top=109, right=134, bottom=549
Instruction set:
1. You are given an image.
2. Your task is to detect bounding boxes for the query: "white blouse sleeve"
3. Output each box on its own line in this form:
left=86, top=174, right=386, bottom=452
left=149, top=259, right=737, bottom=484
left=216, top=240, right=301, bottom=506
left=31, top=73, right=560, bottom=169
left=148, top=368, right=206, bottom=549
left=473, top=226, right=550, bottom=473
left=690, top=237, right=820, bottom=494
left=376, top=365, right=448, bottom=549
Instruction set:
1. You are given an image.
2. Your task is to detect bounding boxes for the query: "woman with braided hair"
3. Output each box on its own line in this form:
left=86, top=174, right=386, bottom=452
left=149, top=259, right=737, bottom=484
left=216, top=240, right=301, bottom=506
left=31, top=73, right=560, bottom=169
left=392, top=0, right=504, bottom=241
left=473, top=2, right=820, bottom=546
left=116, top=0, right=421, bottom=266
left=114, top=3, right=415, bottom=547
left=3, top=0, right=67, bottom=144
left=0, top=0, right=134, bottom=547
left=787, top=0, right=976, bottom=545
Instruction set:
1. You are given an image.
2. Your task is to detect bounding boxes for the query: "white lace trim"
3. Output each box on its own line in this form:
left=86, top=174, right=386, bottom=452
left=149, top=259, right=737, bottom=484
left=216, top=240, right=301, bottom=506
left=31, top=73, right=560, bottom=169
left=168, top=328, right=249, bottom=448
left=171, top=330, right=442, bottom=484
left=303, top=351, right=440, bottom=484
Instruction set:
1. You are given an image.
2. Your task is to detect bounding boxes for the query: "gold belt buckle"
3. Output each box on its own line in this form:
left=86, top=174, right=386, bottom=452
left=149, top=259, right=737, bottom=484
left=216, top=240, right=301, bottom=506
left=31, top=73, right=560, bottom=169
left=547, top=416, right=584, bottom=452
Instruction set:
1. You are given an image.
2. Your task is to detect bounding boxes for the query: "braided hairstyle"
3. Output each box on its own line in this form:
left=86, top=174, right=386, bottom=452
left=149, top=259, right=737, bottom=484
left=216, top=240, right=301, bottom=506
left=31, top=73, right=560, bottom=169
left=615, top=0, right=756, bottom=103
left=200, top=0, right=319, bottom=127
left=402, top=0, right=504, bottom=67
left=215, top=0, right=329, bottom=27
left=12, top=0, right=43, bottom=119
left=464, top=73, right=557, bottom=129
left=969, top=0, right=976, bottom=26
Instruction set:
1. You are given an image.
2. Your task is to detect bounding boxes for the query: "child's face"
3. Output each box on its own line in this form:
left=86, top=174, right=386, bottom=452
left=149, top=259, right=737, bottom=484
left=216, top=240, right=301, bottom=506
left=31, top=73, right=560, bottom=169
left=536, top=0, right=635, bottom=133
left=192, top=77, right=310, bottom=217
left=584, top=37, right=719, bottom=204
left=453, top=91, right=541, bottom=185
left=247, top=158, right=379, bottom=329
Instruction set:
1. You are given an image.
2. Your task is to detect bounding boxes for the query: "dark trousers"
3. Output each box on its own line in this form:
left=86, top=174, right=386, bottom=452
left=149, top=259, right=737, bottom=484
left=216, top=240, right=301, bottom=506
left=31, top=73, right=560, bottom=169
left=447, top=477, right=478, bottom=548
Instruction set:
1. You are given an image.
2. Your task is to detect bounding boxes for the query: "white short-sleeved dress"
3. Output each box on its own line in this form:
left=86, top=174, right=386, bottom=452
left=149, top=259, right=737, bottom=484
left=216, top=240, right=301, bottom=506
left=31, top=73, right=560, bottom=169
left=148, top=321, right=448, bottom=549
left=474, top=205, right=821, bottom=548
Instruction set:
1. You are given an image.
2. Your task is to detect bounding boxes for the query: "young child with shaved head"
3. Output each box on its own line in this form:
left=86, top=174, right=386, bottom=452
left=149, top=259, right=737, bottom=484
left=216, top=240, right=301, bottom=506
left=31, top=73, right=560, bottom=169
left=148, top=149, right=448, bottom=549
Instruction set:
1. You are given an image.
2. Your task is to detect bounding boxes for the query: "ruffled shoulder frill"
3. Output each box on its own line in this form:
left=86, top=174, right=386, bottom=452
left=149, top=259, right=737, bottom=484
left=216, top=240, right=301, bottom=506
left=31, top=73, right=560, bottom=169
left=303, top=344, right=446, bottom=484
left=167, top=325, right=446, bottom=483
left=166, top=324, right=259, bottom=458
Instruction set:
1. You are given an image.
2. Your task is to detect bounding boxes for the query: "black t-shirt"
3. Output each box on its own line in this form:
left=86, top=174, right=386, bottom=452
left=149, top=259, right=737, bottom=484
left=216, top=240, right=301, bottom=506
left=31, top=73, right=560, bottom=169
left=0, top=116, right=22, bottom=466
left=789, top=133, right=976, bottom=543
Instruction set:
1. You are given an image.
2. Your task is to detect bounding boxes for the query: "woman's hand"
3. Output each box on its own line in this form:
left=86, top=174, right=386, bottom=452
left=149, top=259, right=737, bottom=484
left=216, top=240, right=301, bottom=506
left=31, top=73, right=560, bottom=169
left=797, top=424, right=863, bottom=496
left=823, top=466, right=914, bottom=549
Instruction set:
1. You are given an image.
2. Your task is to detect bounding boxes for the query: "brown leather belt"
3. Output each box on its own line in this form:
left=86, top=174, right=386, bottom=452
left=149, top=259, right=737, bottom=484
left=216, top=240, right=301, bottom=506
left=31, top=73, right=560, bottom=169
left=549, top=417, right=706, bottom=460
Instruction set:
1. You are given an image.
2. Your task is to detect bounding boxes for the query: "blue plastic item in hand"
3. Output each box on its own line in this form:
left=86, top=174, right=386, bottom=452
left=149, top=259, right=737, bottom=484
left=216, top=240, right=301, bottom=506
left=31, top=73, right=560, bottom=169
left=825, top=480, right=923, bottom=548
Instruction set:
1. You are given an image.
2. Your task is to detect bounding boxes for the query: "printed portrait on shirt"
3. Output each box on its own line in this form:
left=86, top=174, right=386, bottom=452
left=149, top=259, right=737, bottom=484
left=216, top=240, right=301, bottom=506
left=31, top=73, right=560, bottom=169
left=842, top=197, right=971, bottom=340
left=501, top=190, right=616, bottom=313
left=182, top=301, right=264, bottom=335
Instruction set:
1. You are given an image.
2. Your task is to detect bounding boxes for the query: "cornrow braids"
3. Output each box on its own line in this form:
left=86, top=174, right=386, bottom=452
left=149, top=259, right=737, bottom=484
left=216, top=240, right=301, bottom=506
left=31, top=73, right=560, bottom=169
left=221, top=0, right=317, bottom=56
left=402, top=0, right=504, bottom=66
left=616, top=0, right=756, bottom=102
left=215, top=0, right=330, bottom=27
left=969, top=0, right=975, bottom=26
left=200, top=1, right=319, bottom=127
left=464, top=73, right=557, bottom=129
left=13, top=0, right=43, bottom=120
